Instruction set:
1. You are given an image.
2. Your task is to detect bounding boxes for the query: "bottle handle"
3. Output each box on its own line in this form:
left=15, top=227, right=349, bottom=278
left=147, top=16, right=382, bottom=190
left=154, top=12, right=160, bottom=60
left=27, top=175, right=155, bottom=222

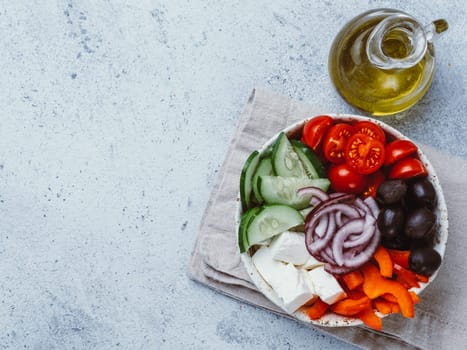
left=424, top=19, right=448, bottom=42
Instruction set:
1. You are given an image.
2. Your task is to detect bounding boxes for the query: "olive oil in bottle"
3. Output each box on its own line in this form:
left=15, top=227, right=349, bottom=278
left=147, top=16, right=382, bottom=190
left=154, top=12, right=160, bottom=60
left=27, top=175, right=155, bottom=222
left=329, top=9, right=447, bottom=116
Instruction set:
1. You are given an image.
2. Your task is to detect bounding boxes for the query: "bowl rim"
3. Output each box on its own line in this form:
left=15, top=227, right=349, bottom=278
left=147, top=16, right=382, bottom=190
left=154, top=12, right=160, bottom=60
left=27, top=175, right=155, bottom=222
left=236, top=113, right=449, bottom=327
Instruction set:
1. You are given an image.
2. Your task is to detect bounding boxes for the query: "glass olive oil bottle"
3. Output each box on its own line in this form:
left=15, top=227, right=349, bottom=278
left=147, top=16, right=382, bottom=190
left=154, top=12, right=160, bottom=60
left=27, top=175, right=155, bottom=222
left=329, top=9, right=448, bottom=116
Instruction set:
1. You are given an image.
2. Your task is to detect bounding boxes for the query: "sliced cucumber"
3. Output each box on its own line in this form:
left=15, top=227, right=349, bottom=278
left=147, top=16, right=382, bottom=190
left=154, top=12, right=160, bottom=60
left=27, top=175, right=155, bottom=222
left=262, top=143, right=275, bottom=158
left=240, top=150, right=261, bottom=211
left=246, top=204, right=304, bottom=247
left=272, top=132, right=308, bottom=178
left=252, top=157, right=274, bottom=203
left=291, top=140, right=327, bottom=179
left=299, top=206, right=314, bottom=220
left=259, top=176, right=331, bottom=209
left=238, top=207, right=261, bottom=253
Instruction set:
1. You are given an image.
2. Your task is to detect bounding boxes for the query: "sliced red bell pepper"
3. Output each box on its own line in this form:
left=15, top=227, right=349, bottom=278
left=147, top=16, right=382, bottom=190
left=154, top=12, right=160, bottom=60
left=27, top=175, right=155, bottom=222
left=361, top=263, right=414, bottom=318
left=415, top=273, right=429, bottom=283
left=373, top=246, right=393, bottom=278
left=409, top=291, right=420, bottom=304
left=306, top=298, right=329, bottom=320
left=394, top=264, right=420, bottom=289
left=331, top=295, right=372, bottom=316
left=381, top=293, right=397, bottom=303
left=341, top=270, right=364, bottom=291
left=356, top=307, right=383, bottom=330
left=372, top=298, right=392, bottom=315
left=387, top=249, right=410, bottom=269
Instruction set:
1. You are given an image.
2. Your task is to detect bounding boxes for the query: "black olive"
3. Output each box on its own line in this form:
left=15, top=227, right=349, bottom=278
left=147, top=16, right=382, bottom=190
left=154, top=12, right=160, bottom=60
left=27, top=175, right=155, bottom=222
left=410, top=237, right=433, bottom=249
left=377, top=207, right=405, bottom=239
left=381, top=233, right=411, bottom=250
left=376, top=180, right=407, bottom=205
left=409, top=248, right=442, bottom=276
left=405, top=207, right=436, bottom=239
left=408, top=178, right=437, bottom=209
left=410, top=225, right=436, bottom=249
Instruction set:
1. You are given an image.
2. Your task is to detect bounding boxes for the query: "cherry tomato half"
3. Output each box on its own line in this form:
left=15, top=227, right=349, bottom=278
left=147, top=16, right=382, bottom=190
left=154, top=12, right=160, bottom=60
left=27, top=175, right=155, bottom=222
left=301, top=115, right=334, bottom=151
left=353, top=121, right=386, bottom=144
left=384, top=139, right=418, bottom=166
left=362, top=170, right=385, bottom=198
left=345, top=133, right=385, bottom=174
left=389, top=157, right=428, bottom=180
left=322, top=123, right=355, bottom=164
left=328, top=163, right=368, bottom=194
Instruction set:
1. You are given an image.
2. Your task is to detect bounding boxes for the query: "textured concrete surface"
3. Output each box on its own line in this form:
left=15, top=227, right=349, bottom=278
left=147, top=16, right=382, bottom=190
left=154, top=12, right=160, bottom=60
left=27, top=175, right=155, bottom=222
left=0, top=1, right=465, bottom=349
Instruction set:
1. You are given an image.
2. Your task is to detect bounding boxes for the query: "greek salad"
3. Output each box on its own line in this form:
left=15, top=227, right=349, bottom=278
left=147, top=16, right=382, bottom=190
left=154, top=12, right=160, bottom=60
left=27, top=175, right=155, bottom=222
left=238, top=115, right=443, bottom=330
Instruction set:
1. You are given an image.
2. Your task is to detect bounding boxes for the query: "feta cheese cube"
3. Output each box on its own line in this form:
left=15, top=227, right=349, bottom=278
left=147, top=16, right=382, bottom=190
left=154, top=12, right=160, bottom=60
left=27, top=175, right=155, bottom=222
left=300, top=255, right=324, bottom=270
left=252, top=246, right=285, bottom=289
left=306, top=266, right=347, bottom=305
left=269, top=231, right=310, bottom=265
left=279, top=264, right=317, bottom=313
left=299, top=269, right=318, bottom=304
left=252, top=246, right=316, bottom=313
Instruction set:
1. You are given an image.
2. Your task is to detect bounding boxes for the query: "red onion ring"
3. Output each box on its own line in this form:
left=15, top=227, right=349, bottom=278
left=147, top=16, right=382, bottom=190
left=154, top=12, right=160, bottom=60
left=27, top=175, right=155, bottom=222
left=320, top=246, right=336, bottom=265
left=332, top=218, right=365, bottom=266
left=335, top=210, right=343, bottom=227
left=364, top=196, right=380, bottom=218
left=324, top=264, right=356, bottom=275
left=305, top=204, right=359, bottom=252
left=314, top=214, right=329, bottom=237
left=297, top=186, right=330, bottom=203
left=354, top=197, right=372, bottom=216
left=343, top=215, right=376, bottom=248
left=301, top=187, right=382, bottom=274
left=342, top=227, right=381, bottom=268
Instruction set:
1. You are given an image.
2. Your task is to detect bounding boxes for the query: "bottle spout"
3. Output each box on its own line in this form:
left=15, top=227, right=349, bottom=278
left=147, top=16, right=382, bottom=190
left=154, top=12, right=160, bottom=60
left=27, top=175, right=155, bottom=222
left=424, top=19, right=448, bottom=42
left=366, top=14, right=428, bottom=70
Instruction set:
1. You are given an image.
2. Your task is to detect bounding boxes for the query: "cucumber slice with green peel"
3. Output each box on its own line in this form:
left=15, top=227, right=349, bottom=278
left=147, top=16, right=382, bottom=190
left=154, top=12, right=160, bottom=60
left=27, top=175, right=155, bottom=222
left=262, top=143, right=275, bottom=158
left=272, top=132, right=308, bottom=178
left=252, top=157, right=274, bottom=203
left=246, top=204, right=304, bottom=247
left=240, top=150, right=261, bottom=210
left=299, top=206, right=314, bottom=220
left=259, top=176, right=331, bottom=209
left=290, top=140, right=327, bottom=179
left=238, top=207, right=261, bottom=253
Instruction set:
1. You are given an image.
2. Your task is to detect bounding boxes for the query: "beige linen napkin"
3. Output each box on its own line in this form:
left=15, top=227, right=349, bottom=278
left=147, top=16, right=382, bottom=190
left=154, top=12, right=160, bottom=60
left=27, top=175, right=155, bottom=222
left=188, top=89, right=467, bottom=350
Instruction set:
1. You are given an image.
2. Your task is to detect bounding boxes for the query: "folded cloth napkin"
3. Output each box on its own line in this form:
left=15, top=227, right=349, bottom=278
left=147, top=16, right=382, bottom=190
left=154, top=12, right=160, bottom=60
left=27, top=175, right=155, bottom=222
left=188, top=88, right=467, bottom=350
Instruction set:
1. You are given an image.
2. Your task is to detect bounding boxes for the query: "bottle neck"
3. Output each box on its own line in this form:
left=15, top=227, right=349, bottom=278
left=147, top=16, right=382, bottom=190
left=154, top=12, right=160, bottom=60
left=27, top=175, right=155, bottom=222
left=366, top=14, right=427, bottom=70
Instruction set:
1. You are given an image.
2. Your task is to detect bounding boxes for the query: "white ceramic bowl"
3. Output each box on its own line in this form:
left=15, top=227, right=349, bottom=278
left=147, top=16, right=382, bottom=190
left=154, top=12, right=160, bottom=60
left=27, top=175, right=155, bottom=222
left=236, top=114, right=448, bottom=327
